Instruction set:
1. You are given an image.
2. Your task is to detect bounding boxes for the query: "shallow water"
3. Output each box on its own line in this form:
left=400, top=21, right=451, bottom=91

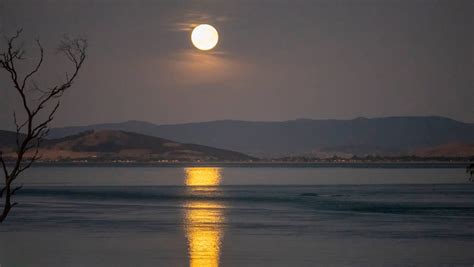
left=1, top=166, right=473, bottom=266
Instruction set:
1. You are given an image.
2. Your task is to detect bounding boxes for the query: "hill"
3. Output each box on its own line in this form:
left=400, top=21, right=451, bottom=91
left=48, top=116, right=474, bottom=157
left=0, top=130, right=21, bottom=151
left=413, top=143, right=474, bottom=158
left=0, top=130, right=256, bottom=162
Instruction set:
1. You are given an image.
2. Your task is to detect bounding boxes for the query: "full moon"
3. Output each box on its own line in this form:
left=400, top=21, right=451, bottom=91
left=191, top=24, right=219, bottom=51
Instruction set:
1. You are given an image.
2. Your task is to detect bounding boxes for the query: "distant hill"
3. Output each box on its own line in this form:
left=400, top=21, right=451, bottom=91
left=48, top=116, right=474, bottom=157
left=0, top=130, right=256, bottom=162
left=413, top=143, right=474, bottom=158
left=0, top=130, right=20, bottom=151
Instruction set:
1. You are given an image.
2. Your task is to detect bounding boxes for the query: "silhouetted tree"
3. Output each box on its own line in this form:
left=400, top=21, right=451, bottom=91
left=0, top=29, right=87, bottom=222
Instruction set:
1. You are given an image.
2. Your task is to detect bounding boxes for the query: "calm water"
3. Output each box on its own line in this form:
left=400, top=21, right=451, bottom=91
left=1, top=166, right=474, bottom=266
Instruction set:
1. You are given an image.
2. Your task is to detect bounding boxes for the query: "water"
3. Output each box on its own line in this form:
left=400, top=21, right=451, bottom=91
left=1, top=166, right=474, bottom=266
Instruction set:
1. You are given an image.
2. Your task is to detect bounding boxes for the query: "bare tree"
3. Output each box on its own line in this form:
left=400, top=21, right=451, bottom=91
left=0, top=29, right=87, bottom=222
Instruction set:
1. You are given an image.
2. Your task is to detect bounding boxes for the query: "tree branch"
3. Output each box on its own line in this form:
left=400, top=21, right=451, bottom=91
left=21, top=39, right=43, bottom=91
left=11, top=185, right=23, bottom=196
left=0, top=152, right=8, bottom=179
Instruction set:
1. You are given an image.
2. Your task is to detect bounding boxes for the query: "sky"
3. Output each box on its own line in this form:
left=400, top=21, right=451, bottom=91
left=0, top=0, right=472, bottom=129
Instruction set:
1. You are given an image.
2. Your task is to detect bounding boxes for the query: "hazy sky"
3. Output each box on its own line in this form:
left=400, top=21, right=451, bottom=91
left=0, top=0, right=472, bottom=128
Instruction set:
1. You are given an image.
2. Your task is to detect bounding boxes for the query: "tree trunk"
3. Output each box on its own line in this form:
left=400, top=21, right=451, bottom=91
left=0, top=185, right=11, bottom=223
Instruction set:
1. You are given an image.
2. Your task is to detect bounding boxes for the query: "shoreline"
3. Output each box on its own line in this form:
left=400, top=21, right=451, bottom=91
left=14, top=161, right=471, bottom=169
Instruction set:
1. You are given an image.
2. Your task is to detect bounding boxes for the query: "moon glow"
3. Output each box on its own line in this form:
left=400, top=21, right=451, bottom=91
left=191, top=24, right=219, bottom=51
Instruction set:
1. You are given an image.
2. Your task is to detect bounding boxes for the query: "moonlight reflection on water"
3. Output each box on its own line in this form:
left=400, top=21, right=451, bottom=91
left=184, top=167, right=225, bottom=267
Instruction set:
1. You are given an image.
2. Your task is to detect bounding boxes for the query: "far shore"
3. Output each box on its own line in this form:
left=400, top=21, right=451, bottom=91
left=7, top=160, right=470, bottom=169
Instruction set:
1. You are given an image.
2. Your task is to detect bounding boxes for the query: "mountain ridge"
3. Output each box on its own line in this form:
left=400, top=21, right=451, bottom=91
left=46, top=116, right=474, bottom=157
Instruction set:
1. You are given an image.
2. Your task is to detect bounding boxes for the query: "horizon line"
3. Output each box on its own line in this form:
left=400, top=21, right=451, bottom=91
left=47, top=115, right=473, bottom=129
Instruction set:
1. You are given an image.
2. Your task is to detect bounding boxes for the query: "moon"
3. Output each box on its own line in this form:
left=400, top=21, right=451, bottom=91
left=191, top=24, right=219, bottom=51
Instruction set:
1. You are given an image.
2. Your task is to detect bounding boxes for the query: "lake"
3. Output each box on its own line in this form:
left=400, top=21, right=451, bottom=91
left=1, top=165, right=473, bottom=266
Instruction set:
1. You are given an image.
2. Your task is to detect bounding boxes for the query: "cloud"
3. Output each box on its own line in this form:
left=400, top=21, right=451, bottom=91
left=166, top=10, right=230, bottom=32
